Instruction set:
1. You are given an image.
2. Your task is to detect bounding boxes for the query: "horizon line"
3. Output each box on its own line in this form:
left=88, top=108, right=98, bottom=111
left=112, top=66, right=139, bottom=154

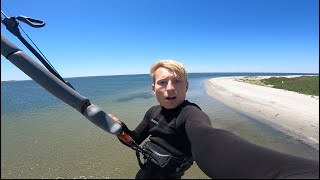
left=2, top=72, right=319, bottom=82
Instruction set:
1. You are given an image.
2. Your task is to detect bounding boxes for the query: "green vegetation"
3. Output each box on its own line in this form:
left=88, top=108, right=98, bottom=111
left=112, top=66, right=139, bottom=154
left=261, top=76, right=319, bottom=96
left=238, top=76, right=265, bottom=86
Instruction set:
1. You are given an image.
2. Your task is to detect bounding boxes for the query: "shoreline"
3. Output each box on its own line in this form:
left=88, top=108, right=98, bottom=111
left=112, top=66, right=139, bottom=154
left=204, top=76, right=319, bottom=150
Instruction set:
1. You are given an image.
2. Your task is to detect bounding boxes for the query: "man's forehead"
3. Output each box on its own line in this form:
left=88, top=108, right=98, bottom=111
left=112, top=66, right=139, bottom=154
left=156, top=75, right=181, bottom=80
left=155, top=68, right=179, bottom=78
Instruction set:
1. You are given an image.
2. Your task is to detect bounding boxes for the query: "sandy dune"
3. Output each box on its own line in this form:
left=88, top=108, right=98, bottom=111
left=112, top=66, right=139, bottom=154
left=204, top=76, right=319, bottom=150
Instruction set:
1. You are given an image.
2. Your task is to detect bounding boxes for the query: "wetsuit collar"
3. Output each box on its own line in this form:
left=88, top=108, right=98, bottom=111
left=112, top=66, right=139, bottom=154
left=160, top=100, right=189, bottom=115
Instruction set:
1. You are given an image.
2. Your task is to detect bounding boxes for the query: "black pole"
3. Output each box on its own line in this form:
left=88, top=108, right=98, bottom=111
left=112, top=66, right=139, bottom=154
left=1, top=34, right=122, bottom=135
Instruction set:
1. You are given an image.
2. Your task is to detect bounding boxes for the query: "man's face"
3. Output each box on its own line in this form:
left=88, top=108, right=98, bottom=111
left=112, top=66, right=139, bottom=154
left=152, top=67, right=188, bottom=109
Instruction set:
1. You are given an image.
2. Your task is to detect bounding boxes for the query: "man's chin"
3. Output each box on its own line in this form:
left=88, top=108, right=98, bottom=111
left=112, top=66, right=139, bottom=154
left=161, top=101, right=181, bottom=109
left=164, top=106, right=176, bottom=109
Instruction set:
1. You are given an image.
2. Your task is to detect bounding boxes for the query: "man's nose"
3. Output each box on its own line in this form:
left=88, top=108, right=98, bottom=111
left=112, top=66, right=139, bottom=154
left=166, top=81, right=175, bottom=90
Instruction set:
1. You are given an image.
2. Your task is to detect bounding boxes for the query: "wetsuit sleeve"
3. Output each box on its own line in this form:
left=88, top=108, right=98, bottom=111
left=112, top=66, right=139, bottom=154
left=131, top=107, right=153, bottom=144
left=118, top=107, right=154, bottom=145
left=185, top=115, right=319, bottom=179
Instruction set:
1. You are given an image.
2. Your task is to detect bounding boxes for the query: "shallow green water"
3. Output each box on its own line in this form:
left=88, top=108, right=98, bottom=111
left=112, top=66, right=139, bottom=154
left=1, top=73, right=318, bottom=179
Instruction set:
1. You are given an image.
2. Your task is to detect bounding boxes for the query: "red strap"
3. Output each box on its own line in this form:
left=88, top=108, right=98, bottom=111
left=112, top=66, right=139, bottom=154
left=117, top=131, right=133, bottom=144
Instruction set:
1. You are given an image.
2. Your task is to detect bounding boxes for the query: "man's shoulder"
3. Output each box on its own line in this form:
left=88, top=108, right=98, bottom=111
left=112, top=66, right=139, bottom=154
left=182, top=104, right=203, bottom=114
left=183, top=100, right=202, bottom=111
left=181, top=103, right=211, bottom=125
left=181, top=101, right=209, bottom=118
left=146, top=105, right=161, bottom=114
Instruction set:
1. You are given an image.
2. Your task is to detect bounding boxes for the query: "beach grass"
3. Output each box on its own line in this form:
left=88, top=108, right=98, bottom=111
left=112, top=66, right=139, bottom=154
left=261, top=76, right=319, bottom=96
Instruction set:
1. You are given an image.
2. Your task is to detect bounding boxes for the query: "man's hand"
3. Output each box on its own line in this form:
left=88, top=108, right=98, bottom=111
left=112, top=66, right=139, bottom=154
left=108, top=113, right=122, bottom=125
left=108, top=113, right=134, bottom=147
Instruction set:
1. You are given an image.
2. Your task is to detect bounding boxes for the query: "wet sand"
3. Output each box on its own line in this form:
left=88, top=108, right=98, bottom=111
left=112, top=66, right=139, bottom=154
left=204, top=76, right=319, bottom=150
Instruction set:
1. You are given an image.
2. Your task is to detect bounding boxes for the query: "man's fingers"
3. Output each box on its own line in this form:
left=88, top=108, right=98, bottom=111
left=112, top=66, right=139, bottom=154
left=108, top=113, right=122, bottom=124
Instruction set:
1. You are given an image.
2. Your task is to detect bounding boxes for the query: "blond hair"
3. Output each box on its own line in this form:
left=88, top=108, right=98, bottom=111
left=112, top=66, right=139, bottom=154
left=150, top=60, right=188, bottom=82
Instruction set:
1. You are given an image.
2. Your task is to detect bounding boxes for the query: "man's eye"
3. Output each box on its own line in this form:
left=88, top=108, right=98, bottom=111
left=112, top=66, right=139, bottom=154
left=159, top=81, right=167, bottom=85
left=173, top=79, right=181, bottom=84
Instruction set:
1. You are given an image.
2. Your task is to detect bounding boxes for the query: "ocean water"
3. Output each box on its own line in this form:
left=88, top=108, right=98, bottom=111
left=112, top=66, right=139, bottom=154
left=1, top=73, right=319, bottom=179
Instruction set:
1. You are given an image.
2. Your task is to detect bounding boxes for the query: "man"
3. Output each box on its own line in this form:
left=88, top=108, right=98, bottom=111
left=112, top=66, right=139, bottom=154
left=110, top=59, right=319, bottom=179
left=110, top=59, right=211, bottom=179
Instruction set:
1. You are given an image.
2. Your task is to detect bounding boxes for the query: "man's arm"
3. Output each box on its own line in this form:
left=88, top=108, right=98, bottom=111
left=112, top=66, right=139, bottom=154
left=109, top=107, right=153, bottom=145
left=184, top=109, right=319, bottom=179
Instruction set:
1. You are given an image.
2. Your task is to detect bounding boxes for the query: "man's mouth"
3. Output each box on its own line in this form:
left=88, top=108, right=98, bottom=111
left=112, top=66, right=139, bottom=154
left=166, top=97, right=177, bottom=100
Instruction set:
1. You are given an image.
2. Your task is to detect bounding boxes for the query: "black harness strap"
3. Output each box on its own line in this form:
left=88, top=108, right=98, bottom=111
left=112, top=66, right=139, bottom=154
left=136, top=150, right=147, bottom=170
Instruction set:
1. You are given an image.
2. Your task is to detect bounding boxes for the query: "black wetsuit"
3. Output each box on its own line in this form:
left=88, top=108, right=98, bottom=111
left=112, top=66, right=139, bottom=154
left=120, top=100, right=319, bottom=179
left=121, top=100, right=207, bottom=178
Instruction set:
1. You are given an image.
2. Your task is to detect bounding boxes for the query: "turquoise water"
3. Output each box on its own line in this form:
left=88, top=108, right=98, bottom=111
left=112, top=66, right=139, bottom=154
left=1, top=73, right=318, bottom=179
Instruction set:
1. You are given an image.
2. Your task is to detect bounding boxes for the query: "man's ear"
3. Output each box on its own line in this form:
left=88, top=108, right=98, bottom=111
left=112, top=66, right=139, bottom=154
left=152, top=84, right=156, bottom=94
left=186, top=80, right=189, bottom=92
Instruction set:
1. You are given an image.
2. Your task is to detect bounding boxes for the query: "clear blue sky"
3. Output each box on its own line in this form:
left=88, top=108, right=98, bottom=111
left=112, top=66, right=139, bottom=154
left=1, top=0, right=319, bottom=81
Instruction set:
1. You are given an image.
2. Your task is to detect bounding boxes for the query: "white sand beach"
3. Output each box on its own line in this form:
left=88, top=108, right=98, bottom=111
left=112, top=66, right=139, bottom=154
left=205, top=76, right=319, bottom=150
